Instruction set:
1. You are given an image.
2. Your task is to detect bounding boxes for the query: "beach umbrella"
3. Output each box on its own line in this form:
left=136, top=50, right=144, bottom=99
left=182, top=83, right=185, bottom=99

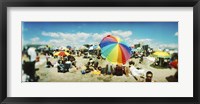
left=54, top=51, right=70, bottom=57
left=67, top=46, right=72, bottom=50
left=89, top=45, right=101, bottom=50
left=99, top=35, right=132, bottom=64
left=169, top=59, right=178, bottom=69
left=79, top=46, right=88, bottom=50
left=153, top=51, right=171, bottom=58
left=83, top=44, right=91, bottom=48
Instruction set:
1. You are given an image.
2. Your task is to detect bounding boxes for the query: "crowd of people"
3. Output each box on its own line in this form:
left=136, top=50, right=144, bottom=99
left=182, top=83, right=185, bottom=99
left=22, top=45, right=177, bottom=82
left=80, top=57, right=154, bottom=82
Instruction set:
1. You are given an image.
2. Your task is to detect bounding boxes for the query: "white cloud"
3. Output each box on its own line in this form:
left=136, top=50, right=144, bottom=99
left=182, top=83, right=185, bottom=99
left=40, top=32, right=92, bottom=47
left=31, top=37, right=40, bottom=42
left=146, top=42, right=178, bottom=50
left=39, top=30, right=132, bottom=47
left=111, top=30, right=132, bottom=38
left=132, top=38, right=153, bottom=45
left=42, top=31, right=60, bottom=38
left=158, top=44, right=178, bottom=49
left=127, top=38, right=178, bottom=50
left=175, top=32, right=178, bottom=36
left=91, top=30, right=133, bottom=44
left=26, top=30, right=178, bottom=50
left=92, top=33, right=107, bottom=42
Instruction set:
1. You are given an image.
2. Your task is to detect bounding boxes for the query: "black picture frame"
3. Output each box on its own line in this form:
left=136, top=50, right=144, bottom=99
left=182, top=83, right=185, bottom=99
left=0, top=0, right=199, bottom=104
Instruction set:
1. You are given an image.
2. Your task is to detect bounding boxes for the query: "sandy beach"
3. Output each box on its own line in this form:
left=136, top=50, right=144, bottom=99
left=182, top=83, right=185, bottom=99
left=25, top=54, right=178, bottom=82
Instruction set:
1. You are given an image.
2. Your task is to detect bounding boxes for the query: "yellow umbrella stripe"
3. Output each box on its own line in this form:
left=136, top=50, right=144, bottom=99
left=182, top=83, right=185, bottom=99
left=53, top=52, right=60, bottom=56
left=106, top=44, right=122, bottom=64
left=117, top=44, right=123, bottom=64
left=53, top=51, right=70, bottom=56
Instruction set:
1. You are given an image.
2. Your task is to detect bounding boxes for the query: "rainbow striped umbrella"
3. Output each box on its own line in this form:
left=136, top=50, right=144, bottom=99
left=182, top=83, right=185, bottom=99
left=99, top=35, right=132, bottom=64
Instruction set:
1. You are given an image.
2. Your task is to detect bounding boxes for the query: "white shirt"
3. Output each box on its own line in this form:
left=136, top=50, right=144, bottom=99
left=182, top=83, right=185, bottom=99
left=27, top=47, right=37, bottom=62
left=130, top=65, right=145, bottom=77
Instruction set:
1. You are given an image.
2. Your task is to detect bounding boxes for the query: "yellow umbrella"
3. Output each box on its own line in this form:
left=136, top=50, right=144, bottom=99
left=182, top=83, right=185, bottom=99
left=153, top=51, right=171, bottom=58
left=54, top=51, right=70, bottom=57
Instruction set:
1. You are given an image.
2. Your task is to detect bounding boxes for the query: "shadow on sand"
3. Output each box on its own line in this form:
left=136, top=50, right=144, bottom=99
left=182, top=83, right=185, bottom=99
left=166, top=75, right=178, bottom=82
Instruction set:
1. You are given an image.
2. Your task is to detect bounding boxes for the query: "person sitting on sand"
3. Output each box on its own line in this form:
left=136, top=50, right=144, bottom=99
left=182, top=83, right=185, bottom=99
left=68, top=55, right=78, bottom=69
left=97, top=66, right=102, bottom=72
left=129, top=61, right=145, bottom=81
left=64, top=58, right=72, bottom=72
left=104, top=64, right=114, bottom=76
left=81, top=63, right=94, bottom=74
left=89, top=58, right=94, bottom=66
left=93, top=57, right=99, bottom=69
left=114, top=64, right=123, bottom=76
left=57, top=56, right=70, bottom=73
left=122, top=65, right=130, bottom=77
left=57, top=59, right=65, bottom=72
left=124, top=66, right=130, bottom=77
left=145, top=71, right=155, bottom=82
left=45, top=53, right=53, bottom=68
left=46, top=58, right=54, bottom=68
left=139, top=54, right=144, bottom=64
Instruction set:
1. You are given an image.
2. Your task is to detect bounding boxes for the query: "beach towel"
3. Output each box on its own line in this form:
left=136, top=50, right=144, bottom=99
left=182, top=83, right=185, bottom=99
left=91, top=70, right=101, bottom=75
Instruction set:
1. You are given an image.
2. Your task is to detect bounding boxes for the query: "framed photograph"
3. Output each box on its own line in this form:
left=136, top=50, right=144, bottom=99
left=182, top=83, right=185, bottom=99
left=0, top=0, right=199, bottom=104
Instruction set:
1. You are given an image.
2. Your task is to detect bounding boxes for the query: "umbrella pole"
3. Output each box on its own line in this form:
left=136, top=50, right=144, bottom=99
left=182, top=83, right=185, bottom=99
left=159, top=58, right=162, bottom=66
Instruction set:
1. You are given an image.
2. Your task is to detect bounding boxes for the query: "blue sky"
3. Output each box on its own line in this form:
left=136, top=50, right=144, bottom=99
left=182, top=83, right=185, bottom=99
left=22, top=22, right=178, bottom=49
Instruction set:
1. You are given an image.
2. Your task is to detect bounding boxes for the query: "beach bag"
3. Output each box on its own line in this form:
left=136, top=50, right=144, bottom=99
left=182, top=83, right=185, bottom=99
left=81, top=70, right=86, bottom=74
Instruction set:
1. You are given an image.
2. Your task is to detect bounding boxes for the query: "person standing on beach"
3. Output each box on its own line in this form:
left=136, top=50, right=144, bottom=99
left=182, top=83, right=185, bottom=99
left=24, top=47, right=40, bottom=81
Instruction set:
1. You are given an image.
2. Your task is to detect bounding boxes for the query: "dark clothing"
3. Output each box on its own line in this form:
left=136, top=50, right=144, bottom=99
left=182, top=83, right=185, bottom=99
left=114, top=66, right=123, bottom=76
left=57, top=60, right=70, bottom=73
left=64, top=63, right=71, bottom=72
left=104, top=65, right=114, bottom=75
left=93, top=61, right=99, bottom=69
left=22, top=61, right=39, bottom=82
left=46, top=61, right=53, bottom=68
